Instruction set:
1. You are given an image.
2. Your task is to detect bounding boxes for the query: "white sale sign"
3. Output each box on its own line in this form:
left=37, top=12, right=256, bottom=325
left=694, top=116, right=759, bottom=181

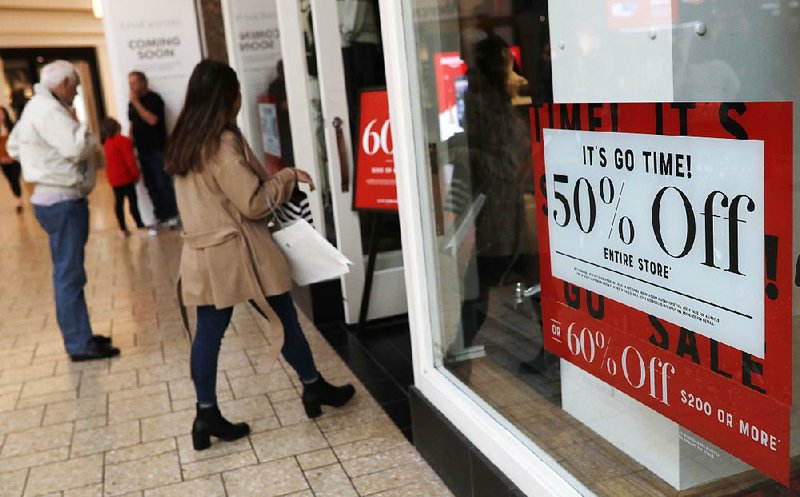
left=258, top=103, right=281, bottom=157
left=101, top=0, right=202, bottom=226
left=544, top=129, right=765, bottom=357
left=101, top=0, right=202, bottom=133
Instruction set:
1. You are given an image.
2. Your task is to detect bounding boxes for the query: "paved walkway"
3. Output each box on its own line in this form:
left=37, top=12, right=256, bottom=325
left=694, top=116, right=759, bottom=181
left=0, top=173, right=452, bottom=497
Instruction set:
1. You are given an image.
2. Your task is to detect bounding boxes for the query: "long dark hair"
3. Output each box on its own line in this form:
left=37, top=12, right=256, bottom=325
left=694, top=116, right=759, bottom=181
left=165, top=59, right=241, bottom=176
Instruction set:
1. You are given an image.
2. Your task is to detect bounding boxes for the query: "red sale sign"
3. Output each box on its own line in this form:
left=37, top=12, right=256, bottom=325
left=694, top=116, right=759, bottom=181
left=606, top=0, right=678, bottom=30
left=531, top=102, right=792, bottom=484
left=354, top=89, right=398, bottom=211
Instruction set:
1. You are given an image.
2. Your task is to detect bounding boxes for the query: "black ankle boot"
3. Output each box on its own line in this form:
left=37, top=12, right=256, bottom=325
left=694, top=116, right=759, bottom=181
left=191, top=404, right=250, bottom=450
left=301, top=375, right=356, bottom=419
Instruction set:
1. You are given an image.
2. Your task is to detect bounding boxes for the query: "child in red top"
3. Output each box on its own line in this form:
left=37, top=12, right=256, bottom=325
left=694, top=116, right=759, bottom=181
left=100, top=118, right=146, bottom=236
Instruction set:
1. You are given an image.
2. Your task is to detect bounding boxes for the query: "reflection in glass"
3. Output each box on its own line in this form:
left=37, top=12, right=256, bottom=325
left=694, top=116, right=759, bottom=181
left=406, top=0, right=799, bottom=495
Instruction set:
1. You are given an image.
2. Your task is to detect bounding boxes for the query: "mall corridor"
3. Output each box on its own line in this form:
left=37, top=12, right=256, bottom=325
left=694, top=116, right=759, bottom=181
left=0, top=174, right=452, bottom=497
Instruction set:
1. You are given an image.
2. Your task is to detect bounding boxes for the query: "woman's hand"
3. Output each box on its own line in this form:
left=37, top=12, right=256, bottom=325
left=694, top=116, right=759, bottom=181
left=295, top=169, right=316, bottom=191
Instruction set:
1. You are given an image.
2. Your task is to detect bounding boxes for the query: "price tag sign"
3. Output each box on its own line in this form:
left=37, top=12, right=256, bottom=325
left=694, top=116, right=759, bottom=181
left=354, top=89, right=398, bottom=211
left=258, top=102, right=281, bottom=158
left=532, top=102, right=792, bottom=484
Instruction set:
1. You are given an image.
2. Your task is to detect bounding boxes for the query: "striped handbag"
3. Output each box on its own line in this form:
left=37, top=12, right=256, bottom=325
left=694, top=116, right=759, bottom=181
left=274, top=186, right=313, bottom=226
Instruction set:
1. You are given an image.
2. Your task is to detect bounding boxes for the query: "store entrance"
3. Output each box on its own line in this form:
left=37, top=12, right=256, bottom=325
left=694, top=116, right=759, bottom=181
left=279, top=0, right=407, bottom=325
left=1, top=47, right=106, bottom=133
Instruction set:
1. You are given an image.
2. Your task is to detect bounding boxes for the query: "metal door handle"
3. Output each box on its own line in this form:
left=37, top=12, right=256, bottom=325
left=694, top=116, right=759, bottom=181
left=332, top=117, right=350, bottom=193
left=429, top=143, right=444, bottom=235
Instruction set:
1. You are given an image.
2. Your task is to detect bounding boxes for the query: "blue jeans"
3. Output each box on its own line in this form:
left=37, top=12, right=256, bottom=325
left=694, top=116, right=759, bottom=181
left=192, top=292, right=319, bottom=405
left=34, top=199, right=93, bottom=354
left=138, top=150, right=177, bottom=222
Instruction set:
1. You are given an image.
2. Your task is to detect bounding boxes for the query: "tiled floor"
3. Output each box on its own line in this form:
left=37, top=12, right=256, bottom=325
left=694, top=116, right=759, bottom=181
left=0, top=174, right=453, bottom=497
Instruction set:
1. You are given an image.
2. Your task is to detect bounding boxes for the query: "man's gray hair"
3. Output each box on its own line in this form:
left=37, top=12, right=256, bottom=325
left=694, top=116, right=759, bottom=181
left=40, top=60, right=79, bottom=90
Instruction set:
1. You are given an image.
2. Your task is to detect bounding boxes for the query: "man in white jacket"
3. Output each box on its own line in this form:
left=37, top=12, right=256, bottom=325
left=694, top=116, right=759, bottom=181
left=7, top=60, right=119, bottom=362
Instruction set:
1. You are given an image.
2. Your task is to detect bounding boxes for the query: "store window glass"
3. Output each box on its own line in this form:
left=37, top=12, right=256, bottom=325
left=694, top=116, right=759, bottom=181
left=222, top=0, right=286, bottom=173
left=404, top=0, right=799, bottom=495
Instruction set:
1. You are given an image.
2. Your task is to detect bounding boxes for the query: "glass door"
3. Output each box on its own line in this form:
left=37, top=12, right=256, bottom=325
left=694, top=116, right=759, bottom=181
left=389, top=0, right=800, bottom=495
left=276, top=0, right=407, bottom=325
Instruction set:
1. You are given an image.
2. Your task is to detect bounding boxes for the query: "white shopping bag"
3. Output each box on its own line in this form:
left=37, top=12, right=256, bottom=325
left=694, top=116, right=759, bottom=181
left=271, top=219, right=352, bottom=286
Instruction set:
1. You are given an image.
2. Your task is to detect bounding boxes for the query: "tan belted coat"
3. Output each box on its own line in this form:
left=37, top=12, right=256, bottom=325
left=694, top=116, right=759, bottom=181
left=175, top=130, right=297, bottom=310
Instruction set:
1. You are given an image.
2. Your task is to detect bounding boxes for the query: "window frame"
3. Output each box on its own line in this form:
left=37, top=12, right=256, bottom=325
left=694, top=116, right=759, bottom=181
left=378, top=1, right=589, bottom=495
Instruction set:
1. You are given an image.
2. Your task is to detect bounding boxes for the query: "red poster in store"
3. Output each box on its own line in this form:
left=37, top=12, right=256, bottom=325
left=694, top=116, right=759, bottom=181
left=606, top=0, right=678, bottom=30
left=354, top=89, right=397, bottom=211
left=531, top=102, right=792, bottom=484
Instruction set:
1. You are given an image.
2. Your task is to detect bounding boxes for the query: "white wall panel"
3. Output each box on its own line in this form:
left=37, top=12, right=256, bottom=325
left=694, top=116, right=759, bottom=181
left=549, top=0, right=673, bottom=103
left=101, top=0, right=202, bottom=134
left=221, top=0, right=282, bottom=163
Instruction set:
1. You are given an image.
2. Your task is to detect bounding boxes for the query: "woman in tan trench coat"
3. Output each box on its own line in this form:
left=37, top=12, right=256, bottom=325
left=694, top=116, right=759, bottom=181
left=165, top=60, right=355, bottom=451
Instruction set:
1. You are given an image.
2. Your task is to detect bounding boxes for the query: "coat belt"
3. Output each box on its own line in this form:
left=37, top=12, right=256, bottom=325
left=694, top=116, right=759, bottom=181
left=178, top=225, right=286, bottom=373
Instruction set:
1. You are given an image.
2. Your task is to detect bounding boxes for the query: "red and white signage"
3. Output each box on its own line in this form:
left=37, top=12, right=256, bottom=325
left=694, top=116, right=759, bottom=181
left=532, top=102, right=792, bottom=484
left=354, top=89, right=397, bottom=211
left=433, top=47, right=522, bottom=141
left=257, top=96, right=283, bottom=175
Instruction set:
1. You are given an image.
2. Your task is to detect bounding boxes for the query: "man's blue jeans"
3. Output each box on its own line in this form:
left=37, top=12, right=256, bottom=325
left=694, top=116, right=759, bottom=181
left=139, top=150, right=178, bottom=223
left=34, top=199, right=93, bottom=355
